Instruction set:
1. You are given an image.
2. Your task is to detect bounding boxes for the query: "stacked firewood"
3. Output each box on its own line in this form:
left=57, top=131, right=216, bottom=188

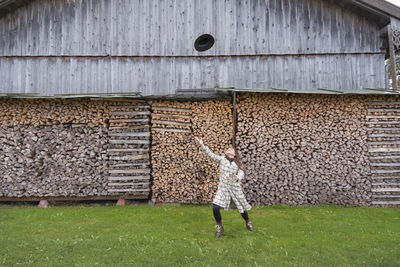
left=0, top=99, right=110, bottom=198
left=236, top=93, right=371, bottom=206
left=151, top=99, right=233, bottom=204
left=0, top=99, right=109, bottom=127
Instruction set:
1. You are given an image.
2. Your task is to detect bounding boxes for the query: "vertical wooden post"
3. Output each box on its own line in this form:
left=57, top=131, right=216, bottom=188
left=388, top=26, right=398, bottom=91
left=232, top=91, right=237, bottom=149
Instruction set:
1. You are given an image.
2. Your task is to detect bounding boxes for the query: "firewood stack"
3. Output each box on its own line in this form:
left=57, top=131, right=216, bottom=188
left=0, top=99, right=110, bottom=198
left=151, top=99, right=233, bottom=204
left=236, top=93, right=371, bottom=206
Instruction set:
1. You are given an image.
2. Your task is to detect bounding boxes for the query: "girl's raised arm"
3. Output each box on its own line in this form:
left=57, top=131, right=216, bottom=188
left=194, top=137, right=223, bottom=163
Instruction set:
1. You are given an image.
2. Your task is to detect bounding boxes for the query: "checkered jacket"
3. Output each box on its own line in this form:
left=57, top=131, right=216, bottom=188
left=201, top=144, right=252, bottom=213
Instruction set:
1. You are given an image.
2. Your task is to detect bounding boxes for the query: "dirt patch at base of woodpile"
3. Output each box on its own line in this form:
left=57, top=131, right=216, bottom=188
left=151, top=99, right=233, bottom=204
left=0, top=99, right=110, bottom=198
left=236, top=93, right=372, bottom=206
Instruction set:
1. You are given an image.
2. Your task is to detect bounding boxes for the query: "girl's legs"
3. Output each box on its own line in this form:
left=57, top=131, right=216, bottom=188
left=241, top=210, right=255, bottom=231
left=212, top=204, right=222, bottom=224
left=240, top=211, right=249, bottom=222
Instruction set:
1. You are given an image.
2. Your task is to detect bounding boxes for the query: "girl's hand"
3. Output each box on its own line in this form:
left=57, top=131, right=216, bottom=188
left=194, top=136, right=203, bottom=146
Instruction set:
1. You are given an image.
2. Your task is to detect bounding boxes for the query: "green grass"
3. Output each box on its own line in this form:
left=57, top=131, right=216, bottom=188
left=0, top=204, right=399, bottom=267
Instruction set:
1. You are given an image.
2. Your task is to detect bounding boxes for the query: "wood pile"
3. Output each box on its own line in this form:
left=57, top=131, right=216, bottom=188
left=236, top=93, right=371, bottom=206
left=0, top=99, right=109, bottom=127
left=0, top=99, right=110, bottom=198
left=106, top=100, right=151, bottom=198
left=151, top=99, right=233, bottom=204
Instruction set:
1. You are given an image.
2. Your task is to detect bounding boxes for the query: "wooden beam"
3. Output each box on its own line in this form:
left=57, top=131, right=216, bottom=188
left=232, top=91, right=237, bottom=148
left=388, top=26, right=398, bottom=91
left=0, top=195, right=149, bottom=201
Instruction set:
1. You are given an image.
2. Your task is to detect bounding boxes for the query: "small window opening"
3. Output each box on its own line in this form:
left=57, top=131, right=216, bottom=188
left=194, top=34, right=215, bottom=52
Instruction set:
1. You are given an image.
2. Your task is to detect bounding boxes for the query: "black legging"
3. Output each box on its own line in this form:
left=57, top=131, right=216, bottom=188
left=212, top=204, right=249, bottom=224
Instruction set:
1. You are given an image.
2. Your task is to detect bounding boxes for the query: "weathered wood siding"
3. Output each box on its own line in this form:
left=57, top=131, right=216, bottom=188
left=0, top=0, right=382, bottom=56
left=0, top=54, right=384, bottom=96
left=0, top=0, right=385, bottom=95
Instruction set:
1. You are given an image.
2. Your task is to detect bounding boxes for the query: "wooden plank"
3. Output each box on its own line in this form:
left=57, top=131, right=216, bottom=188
left=366, top=116, right=400, bottom=119
left=108, top=182, right=150, bottom=186
left=372, top=188, right=400, bottom=192
left=0, top=195, right=149, bottom=202
left=107, top=189, right=150, bottom=192
left=110, top=111, right=150, bottom=116
left=109, top=169, right=151, bottom=174
left=371, top=176, right=400, bottom=180
left=366, top=121, right=400, bottom=125
left=371, top=169, right=400, bottom=174
left=368, top=128, right=400, bottom=131
left=109, top=154, right=149, bottom=161
left=109, top=132, right=150, bottom=137
left=109, top=118, right=149, bottom=123
left=109, top=105, right=150, bottom=109
left=110, top=162, right=150, bottom=168
left=371, top=201, right=400, bottom=205
left=107, top=148, right=149, bottom=153
left=372, top=195, right=400, bottom=199
left=109, top=139, right=150, bottom=145
left=369, top=147, right=400, bottom=153
left=372, top=183, right=400, bottom=186
left=152, top=114, right=191, bottom=120
left=151, top=120, right=191, bottom=127
left=371, top=163, right=400, bottom=167
left=152, top=107, right=191, bottom=113
left=371, top=156, right=400, bottom=160
left=367, top=102, right=400, bottom=106
left=368, top=109, right=400, bottom=113
left=108, top=176, right=150, bottom=181
left=370, top=134, right=400, bottom=138
left=368, top=141, right=400, bottom=145
left=109, top=125, right=150, bottom=130
left=152, top=128, right=191, bottom=133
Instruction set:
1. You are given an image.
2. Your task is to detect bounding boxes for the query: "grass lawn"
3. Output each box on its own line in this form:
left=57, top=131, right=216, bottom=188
left=0, top=204, right=399, bottom=267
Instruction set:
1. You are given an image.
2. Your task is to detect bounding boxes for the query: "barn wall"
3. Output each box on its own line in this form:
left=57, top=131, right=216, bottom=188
left=0, top=0, right=382, bottom=56
left=0, top=0, right=386, bottom=95
left=0, top=54, right=385, bottom=95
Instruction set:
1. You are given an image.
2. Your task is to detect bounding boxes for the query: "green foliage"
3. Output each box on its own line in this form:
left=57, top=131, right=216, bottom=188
left=0, top=205, right=399, bottom=267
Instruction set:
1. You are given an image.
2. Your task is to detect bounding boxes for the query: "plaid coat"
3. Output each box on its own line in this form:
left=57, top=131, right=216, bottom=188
left=201, top=144, right=252, bottom=213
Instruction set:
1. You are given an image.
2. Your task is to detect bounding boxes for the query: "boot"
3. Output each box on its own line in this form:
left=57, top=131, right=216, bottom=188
left=215, top=224, right=224, bottom=238
left=246, top=221, right=255, bottom=231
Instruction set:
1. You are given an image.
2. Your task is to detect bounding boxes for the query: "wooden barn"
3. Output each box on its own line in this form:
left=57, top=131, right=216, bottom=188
left=1, top=0, right=400, bottom=206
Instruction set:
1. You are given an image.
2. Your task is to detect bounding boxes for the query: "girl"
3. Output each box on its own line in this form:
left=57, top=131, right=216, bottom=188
left=194, top=137, right=254, bottom=238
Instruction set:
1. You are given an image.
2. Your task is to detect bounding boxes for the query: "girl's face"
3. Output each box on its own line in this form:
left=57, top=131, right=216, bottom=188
left=225, top=147, right=235, bottom=160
